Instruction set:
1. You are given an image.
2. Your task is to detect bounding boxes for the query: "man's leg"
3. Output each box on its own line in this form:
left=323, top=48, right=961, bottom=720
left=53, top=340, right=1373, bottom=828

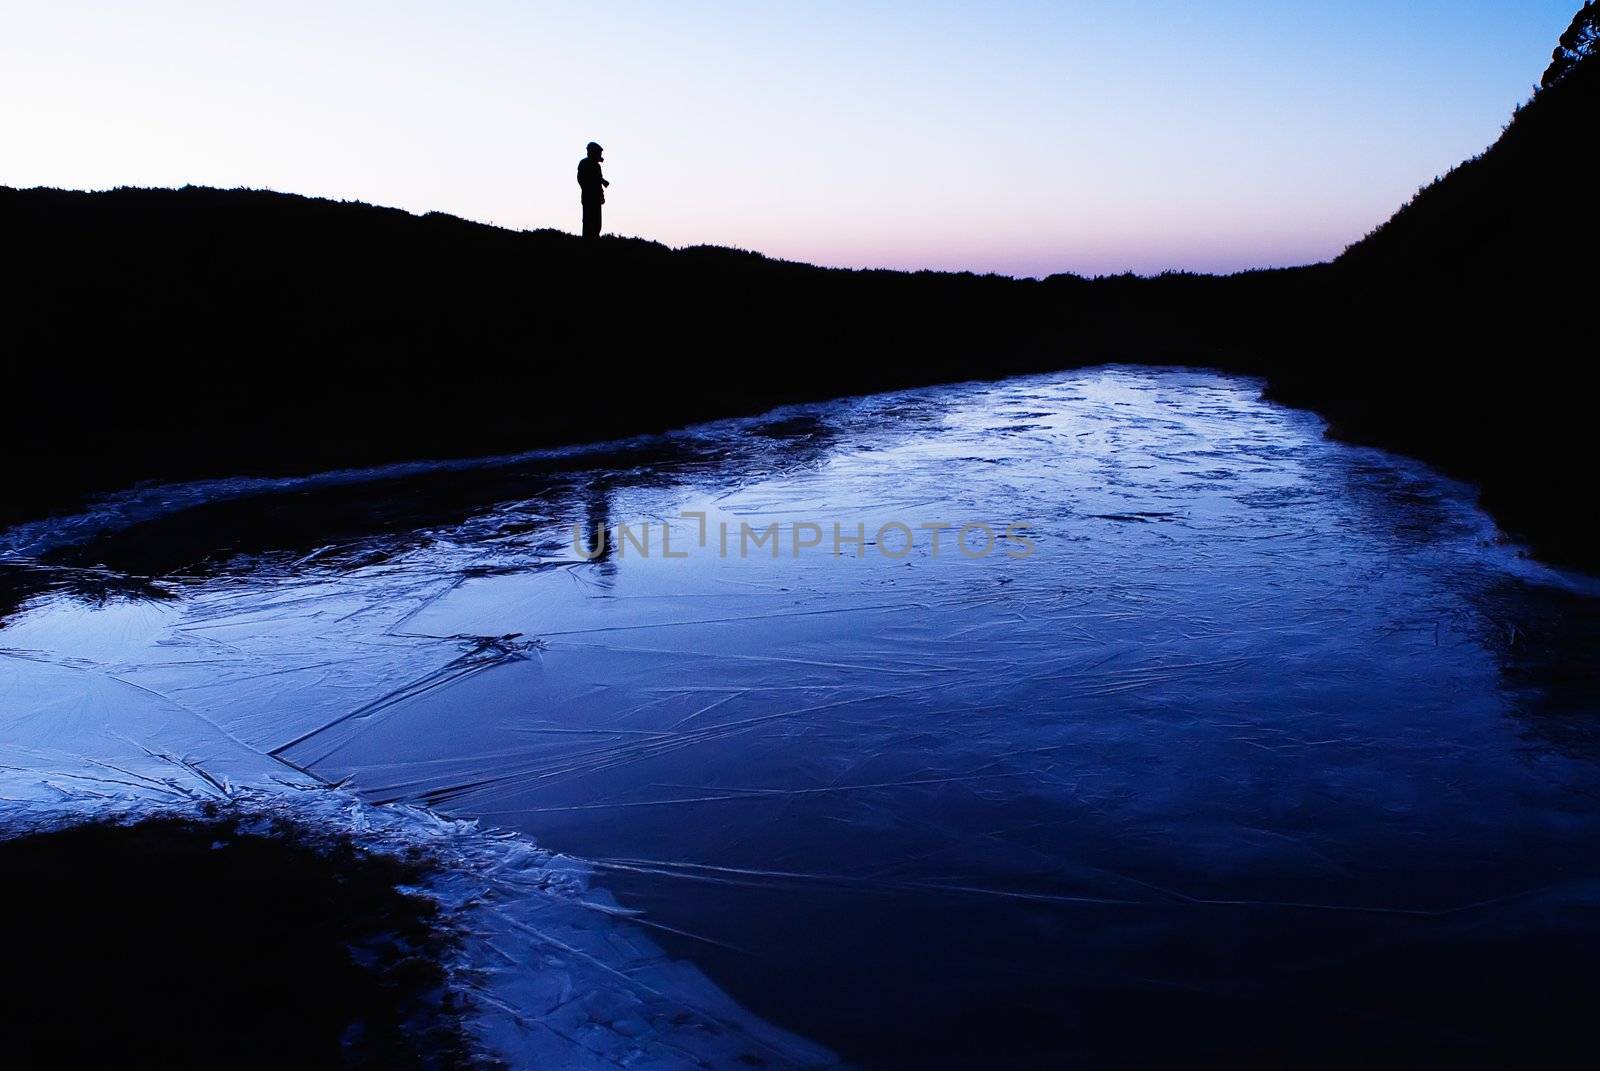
left=583, top=202, right=601, bottom=239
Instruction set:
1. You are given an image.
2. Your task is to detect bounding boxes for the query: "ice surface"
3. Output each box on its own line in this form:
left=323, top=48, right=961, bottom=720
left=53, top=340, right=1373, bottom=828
left=0, top=783, right=837, bottom=1070
left=4, top=366, right=1599, bottom=1066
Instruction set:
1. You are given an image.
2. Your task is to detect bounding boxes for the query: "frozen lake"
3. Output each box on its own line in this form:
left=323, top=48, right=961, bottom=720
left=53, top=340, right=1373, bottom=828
left=4, top=366, right=1598, bottom=1067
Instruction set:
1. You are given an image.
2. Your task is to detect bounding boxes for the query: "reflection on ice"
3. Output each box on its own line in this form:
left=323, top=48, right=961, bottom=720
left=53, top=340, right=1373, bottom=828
left=4, top=366, right=1599, bottom=1067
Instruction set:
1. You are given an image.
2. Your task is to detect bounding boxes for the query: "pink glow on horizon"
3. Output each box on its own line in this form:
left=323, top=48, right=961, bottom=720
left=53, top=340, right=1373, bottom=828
left=0, top=1, right=1576, bottom=278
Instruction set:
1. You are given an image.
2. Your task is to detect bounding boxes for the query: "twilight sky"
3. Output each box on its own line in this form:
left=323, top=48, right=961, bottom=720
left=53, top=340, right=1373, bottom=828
left=0, top=1, right=1577, bottom=276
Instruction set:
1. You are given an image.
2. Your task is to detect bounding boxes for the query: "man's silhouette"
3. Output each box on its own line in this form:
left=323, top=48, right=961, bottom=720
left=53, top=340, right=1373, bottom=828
left=577, top=142, right=609, bottom=239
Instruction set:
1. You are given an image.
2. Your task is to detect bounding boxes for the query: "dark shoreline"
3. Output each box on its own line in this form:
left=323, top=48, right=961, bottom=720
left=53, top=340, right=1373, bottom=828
left=0, top=811, right=483, bottom=1069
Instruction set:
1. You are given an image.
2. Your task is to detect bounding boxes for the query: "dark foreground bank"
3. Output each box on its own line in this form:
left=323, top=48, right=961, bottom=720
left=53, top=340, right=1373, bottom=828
left=0, top=813, right=480, bottom=1069
left=3, top=12, right=1595, bottom=567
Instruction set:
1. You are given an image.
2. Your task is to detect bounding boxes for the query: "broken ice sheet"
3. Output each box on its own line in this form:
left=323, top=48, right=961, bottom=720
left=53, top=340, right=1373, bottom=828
left=5, top=366, right=1600, bottom=1066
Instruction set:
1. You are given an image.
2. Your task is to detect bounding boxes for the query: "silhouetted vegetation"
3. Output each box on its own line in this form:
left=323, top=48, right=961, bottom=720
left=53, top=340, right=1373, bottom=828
left=3, top=6, right=1595, bottom=568
left=1543, top=1, right=1598, bottom=88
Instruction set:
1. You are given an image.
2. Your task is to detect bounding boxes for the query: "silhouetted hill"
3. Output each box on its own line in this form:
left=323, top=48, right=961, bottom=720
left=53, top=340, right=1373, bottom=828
left=1, top=185, right=1271, bottom=529
left=2, top=6, right=1595, bottom=568
left=1341, top=50, right=1594, bottom=272
left=1270, top=26, right=1598, bottom=567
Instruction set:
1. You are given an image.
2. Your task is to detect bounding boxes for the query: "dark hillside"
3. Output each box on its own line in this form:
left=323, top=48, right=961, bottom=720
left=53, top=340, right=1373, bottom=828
left=1, top=185, right=1256, bottom=526
left=1269, top=27, right=1598, bottom=566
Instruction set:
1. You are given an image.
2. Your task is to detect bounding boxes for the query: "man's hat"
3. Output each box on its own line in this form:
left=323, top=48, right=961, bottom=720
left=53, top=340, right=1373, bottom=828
left=587, top=141, right=603, bottom=154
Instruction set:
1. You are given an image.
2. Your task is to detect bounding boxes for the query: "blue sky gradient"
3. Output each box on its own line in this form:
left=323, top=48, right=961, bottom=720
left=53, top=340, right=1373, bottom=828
left=0, top=1, right=1577, bottom=275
